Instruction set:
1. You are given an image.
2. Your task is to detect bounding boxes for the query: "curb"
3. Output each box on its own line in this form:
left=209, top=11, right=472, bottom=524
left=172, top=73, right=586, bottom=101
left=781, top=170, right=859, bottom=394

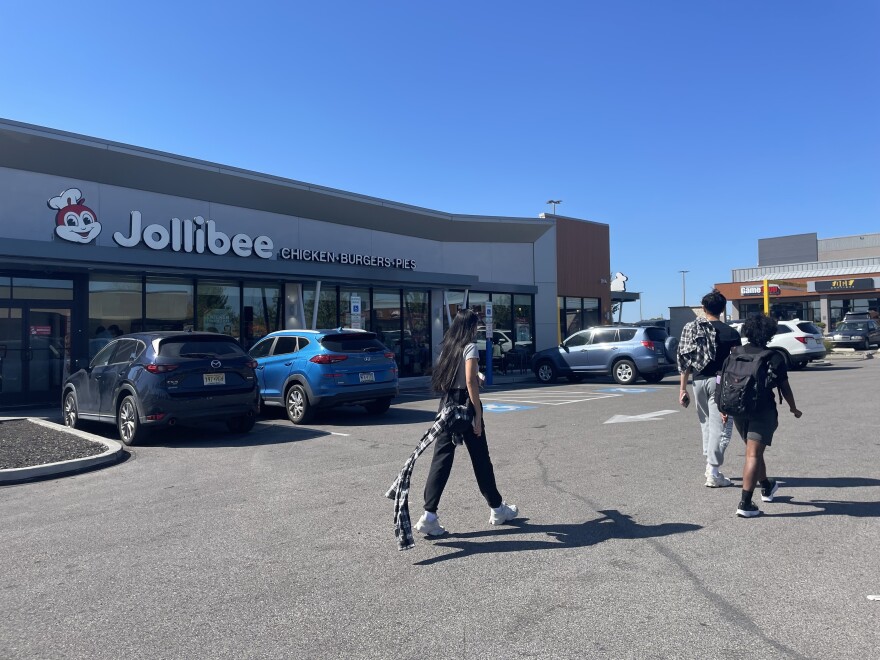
left=0, top=419, right=124, bottom=485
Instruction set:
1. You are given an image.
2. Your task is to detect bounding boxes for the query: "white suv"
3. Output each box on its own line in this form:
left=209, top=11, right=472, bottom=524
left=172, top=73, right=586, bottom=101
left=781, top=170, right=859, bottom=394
left=732, top=318, right=826, bottom=370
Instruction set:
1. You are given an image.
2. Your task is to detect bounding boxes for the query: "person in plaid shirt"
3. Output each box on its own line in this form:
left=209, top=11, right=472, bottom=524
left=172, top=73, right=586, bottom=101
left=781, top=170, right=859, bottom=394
left=676, top=289, right=742, bottom=487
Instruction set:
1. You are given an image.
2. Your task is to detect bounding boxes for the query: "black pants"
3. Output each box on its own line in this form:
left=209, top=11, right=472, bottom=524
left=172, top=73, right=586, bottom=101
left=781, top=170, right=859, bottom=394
left=423, top=389, right=503, bottom=513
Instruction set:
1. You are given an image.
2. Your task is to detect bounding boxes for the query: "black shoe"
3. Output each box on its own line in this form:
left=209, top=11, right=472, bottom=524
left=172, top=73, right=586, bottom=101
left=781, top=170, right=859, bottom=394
left=736, top=500, right=761, bottom=518
left=760, top=480, right=779, bottom=502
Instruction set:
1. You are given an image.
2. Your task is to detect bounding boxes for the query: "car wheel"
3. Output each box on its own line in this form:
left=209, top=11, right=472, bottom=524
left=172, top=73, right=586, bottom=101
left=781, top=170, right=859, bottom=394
left=117, top=395, right=148, bottom=446
left=862, top=338, right=871, bottom=351
left=664, top=336, right=679, bottom=362
left=364, top=397, right=392, bottom=415
left=226, top=414, right=256, bottom=433
left=286, top=384, right=313, bottom=424
left=535, top=361, right=557, bottom=384
left=63, top=390, right=81, bottom=430
left=643, top=372, right=665, bottom=383
left=612, top=359, right=638, bottom=385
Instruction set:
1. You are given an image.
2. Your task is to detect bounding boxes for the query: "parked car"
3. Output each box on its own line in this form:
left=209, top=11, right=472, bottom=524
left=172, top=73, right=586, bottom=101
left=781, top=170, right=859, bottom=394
left=531, top=325, right=678, bottom=385
left=62, top=331, right=260, bottom=445
left=828, top=319, right=880, bottom=350
left=249, top=328, right=398, bottom=424
left=476, top=327, right=515, bottom=353
left=732, top=318, right=826, bottom=369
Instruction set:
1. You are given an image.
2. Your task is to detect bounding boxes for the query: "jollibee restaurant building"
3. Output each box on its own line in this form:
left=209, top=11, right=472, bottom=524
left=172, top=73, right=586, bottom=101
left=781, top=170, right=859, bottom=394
left=0, top=119, right=611, bottom=408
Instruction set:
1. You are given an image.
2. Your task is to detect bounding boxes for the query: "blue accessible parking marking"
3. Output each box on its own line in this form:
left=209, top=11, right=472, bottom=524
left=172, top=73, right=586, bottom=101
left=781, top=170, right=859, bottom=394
left=483, top=403, right=536, bottom=413
left=595, top=388, right=657, bottom=394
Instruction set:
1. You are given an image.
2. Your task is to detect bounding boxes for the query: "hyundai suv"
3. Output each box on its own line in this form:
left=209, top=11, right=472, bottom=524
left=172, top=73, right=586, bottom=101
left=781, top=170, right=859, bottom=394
left=530, top=325, right=678, bottom=385
left=249, top=329, right=399, bottom=424
left=732, top=318, right=826, bottom=369
left=62, top=332, right=260, bottom=445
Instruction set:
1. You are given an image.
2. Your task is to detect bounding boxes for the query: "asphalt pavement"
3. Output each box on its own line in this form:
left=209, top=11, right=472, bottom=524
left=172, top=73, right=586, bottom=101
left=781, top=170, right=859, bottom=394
left=1, top=352, right=878, bottom=659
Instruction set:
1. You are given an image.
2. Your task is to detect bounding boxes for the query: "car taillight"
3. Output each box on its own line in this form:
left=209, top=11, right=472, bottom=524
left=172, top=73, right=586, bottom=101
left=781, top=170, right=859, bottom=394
left=641, top=340, right=655, bottom=350
left=795, top=337, right=808, bottom=344
left=310, top=354, right=348, bottom=364
left=146, top=364, right=179, bottom=373
left=384, top=352, right=395, bottom=360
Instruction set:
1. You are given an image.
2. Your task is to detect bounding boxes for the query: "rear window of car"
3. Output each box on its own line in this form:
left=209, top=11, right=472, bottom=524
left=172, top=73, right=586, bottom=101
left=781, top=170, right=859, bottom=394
left=618, top=329, right=637, bottom=341
left=158, top=337, right=246, bottom=358
left=320, top=333, right=386, bottom=352
left=836, top=322, right=867, bottom=332
left=796, top=322, right=823, bottom=335
left=643, top=327, right=669, bottom=342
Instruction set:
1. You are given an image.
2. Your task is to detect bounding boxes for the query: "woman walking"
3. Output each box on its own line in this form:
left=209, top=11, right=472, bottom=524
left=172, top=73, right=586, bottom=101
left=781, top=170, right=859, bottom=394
left=727, top=314, right=802, bottom=518
left=414, top=309, right=519, bottom=536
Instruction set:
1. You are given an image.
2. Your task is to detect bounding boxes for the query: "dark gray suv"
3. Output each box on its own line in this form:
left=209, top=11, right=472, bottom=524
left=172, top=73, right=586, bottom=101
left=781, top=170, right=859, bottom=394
left=531, top=326, right=678, bottom=385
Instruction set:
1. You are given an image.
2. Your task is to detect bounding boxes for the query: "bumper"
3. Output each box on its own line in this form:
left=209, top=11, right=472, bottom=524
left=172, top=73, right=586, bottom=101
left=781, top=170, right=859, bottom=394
left=311, top=384, right=399, bottom=408
left=792, top=348, right=827, bottom=362
left=140, top=389, right=260, bottom=426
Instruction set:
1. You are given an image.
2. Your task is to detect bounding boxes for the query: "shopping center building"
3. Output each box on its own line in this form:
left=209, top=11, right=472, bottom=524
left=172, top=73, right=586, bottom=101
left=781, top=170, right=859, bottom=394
left=0, top=119, right=611, bottom=407
left=714, top=232, right=880, bottom=327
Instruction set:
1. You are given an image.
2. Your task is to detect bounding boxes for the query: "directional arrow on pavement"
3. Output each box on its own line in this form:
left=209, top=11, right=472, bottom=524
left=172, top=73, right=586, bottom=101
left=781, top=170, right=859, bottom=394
left=604, top=410, right=678, bottom=424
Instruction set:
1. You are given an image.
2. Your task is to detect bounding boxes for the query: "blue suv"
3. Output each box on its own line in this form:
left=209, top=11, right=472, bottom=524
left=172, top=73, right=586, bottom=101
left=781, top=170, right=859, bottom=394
left=249, top=329, right=399, bottom=424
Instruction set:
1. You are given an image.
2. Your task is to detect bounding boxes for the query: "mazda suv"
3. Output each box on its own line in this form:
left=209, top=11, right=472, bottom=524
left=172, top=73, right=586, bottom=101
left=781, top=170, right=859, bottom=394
left=62, top=332, right=260, bottom=445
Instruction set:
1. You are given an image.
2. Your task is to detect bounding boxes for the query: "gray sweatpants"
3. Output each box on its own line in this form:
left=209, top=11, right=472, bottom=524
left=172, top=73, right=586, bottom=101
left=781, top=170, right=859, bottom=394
left=693, top=377, right=733, bottom=467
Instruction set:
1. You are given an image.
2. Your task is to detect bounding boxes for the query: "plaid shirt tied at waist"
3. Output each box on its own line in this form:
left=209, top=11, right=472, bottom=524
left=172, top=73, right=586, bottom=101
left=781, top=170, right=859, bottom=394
left=676, top=317, right=717, bottom=374
left=384, top=404, right=462, bottom=551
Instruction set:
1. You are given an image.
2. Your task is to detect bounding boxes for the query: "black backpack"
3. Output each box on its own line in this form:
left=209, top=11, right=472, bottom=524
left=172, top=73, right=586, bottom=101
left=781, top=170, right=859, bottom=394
left=715, top=347, right=777, bottom=417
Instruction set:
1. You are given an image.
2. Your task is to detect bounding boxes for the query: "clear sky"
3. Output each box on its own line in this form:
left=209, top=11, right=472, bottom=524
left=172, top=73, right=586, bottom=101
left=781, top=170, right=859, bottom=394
left=2, top=1, right=877, bottom=321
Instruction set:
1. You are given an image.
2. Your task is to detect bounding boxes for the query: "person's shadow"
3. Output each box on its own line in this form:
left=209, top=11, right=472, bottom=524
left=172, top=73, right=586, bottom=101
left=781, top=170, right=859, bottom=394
left=414, top=509, right=701, bottom=566
left=757, top=476, right=880, bottom=519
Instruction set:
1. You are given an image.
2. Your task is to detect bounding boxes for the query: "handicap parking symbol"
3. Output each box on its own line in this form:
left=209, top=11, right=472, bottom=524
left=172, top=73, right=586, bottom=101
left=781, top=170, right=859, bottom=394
left=596, top=388, right=656, bottom=394
left=483, top=403, right=535, bottom=413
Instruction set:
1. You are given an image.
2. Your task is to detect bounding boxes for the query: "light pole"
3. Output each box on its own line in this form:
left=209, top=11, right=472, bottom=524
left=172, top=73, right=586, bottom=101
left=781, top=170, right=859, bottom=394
left=678, top=270, right=689, bottom=306
left=546, top=199, right=562, bottom=215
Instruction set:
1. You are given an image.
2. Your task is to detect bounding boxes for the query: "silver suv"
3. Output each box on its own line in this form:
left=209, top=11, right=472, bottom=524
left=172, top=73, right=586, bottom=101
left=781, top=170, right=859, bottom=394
left=530, top=325, right=678, bottom=385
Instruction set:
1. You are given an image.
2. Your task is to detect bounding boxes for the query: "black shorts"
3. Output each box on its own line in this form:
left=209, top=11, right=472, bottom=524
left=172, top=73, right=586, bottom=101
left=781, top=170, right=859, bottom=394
left=734, top=405, right=778, bottom=446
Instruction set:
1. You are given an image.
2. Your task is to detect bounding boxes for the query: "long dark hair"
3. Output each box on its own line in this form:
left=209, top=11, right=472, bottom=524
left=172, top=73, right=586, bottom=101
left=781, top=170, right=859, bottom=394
left=431, top=309, right=480, bottom=392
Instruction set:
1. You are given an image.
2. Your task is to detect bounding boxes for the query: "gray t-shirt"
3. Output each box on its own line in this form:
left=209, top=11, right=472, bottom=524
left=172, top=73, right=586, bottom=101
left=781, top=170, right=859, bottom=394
left=451, top=342, right=479, bottom=389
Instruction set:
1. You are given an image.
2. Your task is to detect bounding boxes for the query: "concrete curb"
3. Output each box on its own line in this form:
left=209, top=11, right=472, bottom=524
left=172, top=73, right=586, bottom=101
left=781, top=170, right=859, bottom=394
left=0, top=419, right=124, bottom=485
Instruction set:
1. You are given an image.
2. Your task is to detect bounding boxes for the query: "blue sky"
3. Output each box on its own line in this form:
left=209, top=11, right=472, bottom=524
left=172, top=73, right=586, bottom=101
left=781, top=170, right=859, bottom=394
left=2, top=1, right=877, bottom=320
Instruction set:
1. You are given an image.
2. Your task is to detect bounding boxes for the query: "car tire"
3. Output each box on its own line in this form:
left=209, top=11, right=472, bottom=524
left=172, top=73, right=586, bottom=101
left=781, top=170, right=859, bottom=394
left=63, top=390, right=81, bottom=430
left=227, top=414, right=256, bottom=434
left=664, top=336, right=679, bottom=362
left=862, top=338, right=871, bottom=351
left=535, top=361, right=557, bottom=384
left=643, top=372, right=665, bottom=383
left=612, top=359, right=638, bottom=385
left=286, top=384, right=313, bottom=425
left=117, top=395, right=148, bottom=446
left=364, top=397, right=392, bottom=415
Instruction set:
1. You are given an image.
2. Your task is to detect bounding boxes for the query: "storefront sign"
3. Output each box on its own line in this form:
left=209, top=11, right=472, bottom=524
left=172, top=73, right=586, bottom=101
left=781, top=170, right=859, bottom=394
left=740, top=284, right=780, bottom=296
left=278, top=248, right=415, bottom=270
left=814, top=278, right=874, bottom=292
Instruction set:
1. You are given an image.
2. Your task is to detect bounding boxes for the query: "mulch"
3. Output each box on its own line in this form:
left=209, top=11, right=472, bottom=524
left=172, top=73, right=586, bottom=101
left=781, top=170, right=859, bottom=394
left=0, top=419, right=107, bottom=470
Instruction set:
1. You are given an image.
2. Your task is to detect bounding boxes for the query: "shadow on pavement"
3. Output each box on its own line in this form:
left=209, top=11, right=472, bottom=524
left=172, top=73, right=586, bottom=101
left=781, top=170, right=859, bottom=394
left=414, top=509, right=702, bottom=566
left=765, top=496, right=880, bottom=518
left=775, top=476, right=880, bottom=489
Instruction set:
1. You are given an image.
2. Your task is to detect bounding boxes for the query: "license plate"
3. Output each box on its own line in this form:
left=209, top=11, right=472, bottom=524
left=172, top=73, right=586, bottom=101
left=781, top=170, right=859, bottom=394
left=204, top=373, right=225, bottom=385
left=359, top=372, right=375, bottom=383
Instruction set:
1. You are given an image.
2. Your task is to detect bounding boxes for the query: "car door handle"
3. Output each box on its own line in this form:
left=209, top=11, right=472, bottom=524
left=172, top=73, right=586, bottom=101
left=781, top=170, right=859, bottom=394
left=256, top=365, right=264, bottom=370
left=284, top=361, right=292, bottom=366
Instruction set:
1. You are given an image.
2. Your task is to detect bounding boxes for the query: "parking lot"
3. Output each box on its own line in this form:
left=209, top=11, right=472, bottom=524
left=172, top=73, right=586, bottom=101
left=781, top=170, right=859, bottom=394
left=2, top=358, right=879, bottom=659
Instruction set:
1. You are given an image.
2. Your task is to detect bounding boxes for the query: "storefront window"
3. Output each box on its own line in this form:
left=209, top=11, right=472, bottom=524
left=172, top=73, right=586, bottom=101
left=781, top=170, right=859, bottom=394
left=0, top=277, right=11, bottom=299
left=145, top=277, right=194, bottom=332
left=565, top=296, right=583, bottom=336
left=243, top=282, right=281, bottom=349
left=90, top=275, right=142, bottom=357
left=12, top=277, right=73, bottom=301
left=340, top=287, right=370, bottom=331
left=583, top=298, right=600, bottom=327
left=373, top=289, right=402, bottom=359
left=443, top=290, right=466, bottom=332
left=403, top=290, right=430, bottom=377
left=513, top=294, right=534, bottom=354
left=198, top=281, right=241, bottom=339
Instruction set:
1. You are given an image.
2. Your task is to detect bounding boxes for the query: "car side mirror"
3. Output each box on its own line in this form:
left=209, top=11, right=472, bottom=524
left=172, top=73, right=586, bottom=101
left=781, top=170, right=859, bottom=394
left=559, top=343, right=569, bottom=353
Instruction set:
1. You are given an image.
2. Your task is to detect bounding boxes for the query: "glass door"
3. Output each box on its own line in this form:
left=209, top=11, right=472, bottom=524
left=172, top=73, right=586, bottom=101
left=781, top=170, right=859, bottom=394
left=0, top=304, right=72, bottom=407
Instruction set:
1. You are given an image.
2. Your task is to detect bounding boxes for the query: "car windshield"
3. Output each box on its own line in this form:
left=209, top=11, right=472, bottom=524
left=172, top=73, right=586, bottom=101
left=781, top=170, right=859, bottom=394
left=321, top=333, right=386, bottom=352
left=158, top=337, right=246, bottom=358
left=837, top=322, right=867, bottom=332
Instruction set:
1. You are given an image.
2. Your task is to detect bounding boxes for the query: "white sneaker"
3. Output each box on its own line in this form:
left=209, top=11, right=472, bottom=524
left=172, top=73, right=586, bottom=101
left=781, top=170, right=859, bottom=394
left=489, top=502, right=519, bottom=525
left=414, top=513, right=447, bottom=536
left=705, top=473, right=733, bottom=488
